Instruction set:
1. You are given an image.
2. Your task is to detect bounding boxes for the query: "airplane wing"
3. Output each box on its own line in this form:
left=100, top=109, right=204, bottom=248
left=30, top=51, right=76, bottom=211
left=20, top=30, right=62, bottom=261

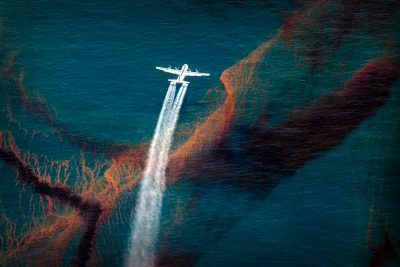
left=156, top=66, right=181, bottom=75
left=184, top=71, right=210, bottom=77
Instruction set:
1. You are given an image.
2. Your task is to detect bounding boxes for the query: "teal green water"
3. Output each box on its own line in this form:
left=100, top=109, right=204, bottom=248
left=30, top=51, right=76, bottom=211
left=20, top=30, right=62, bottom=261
left=0, top=1, right=399, bottom=266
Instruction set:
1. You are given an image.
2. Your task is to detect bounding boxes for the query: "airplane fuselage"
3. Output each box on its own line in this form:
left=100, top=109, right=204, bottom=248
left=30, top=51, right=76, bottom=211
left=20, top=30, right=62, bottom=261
left=156, top=64, right=210, bottom=84
left=177, top=64, right=189, bottom=83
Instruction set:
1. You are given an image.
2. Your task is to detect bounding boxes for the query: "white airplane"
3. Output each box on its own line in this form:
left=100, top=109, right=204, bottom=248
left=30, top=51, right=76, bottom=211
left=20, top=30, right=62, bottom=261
left=156, top=64, right=210, bottom=84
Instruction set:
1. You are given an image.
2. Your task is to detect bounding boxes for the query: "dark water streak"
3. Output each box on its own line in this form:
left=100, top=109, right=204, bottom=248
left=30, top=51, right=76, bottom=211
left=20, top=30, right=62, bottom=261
left=0, top=148, right=103, bottom=267
left=157, top=57, right=400, bottom=266
left=245, top=58, right=400, bottom=187
left=1, top=64, right=132, bottom=157
left=369, top=230, right=396, bottom=267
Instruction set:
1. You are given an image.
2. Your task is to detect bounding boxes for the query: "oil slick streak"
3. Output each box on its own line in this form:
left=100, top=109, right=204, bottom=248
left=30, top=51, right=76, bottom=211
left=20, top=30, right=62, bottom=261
left=125, top=82, right=188, bottom=267
left=0, top=132, right=103, bottom=267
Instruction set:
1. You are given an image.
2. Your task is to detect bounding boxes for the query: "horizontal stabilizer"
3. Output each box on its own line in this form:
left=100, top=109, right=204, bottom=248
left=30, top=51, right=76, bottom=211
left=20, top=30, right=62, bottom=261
left=169, top=79, right=189, bottom=85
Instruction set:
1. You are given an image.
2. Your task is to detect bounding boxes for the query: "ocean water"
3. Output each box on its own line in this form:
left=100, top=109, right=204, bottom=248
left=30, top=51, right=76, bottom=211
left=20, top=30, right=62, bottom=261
left=0, top=1, right=399, bottom=266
